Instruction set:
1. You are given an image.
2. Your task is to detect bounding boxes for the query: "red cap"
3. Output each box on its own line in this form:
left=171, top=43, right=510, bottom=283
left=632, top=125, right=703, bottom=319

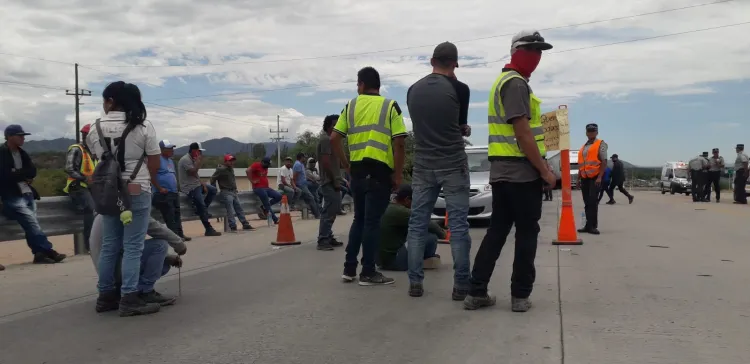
left=224, top=154, right=236, bottom=162
left=80, top=124, right=91, bottom=134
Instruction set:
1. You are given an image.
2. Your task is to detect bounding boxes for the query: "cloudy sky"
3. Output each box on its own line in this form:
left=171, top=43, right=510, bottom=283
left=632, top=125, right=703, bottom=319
left=1, top=0, right=749, bottom=166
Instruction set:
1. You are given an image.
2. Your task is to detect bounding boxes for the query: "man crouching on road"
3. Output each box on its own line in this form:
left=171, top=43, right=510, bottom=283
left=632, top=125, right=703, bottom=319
left=377, top=185, right=444, bottom=272
left=90, top=215, right=186, bottom=315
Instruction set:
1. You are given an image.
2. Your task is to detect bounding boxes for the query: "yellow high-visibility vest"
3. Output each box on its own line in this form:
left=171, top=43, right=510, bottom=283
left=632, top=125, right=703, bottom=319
left=334, top=94, right=407, bottom=169
left=63, top=144, right=97, bottom=193
left=487, top=70, right=546, bottom=159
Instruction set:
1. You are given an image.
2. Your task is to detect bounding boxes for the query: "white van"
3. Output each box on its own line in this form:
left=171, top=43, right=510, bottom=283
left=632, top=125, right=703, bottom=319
left=660, top=161, right=691, bottom=195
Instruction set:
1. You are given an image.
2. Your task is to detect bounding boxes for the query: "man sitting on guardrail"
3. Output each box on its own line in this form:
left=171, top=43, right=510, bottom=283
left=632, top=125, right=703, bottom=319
left=247, top=157, right=281, bottom=224
left=279, top=157, right=300, bottom=208
left=178, top=142, right=221, bottom=237
left=0, top=124, right=67, bottom=264
left=211, top=154, right=255, bottom=232
left=90, top=214, right=187, bottom=313
left=293, top=153, right=321, bottom=219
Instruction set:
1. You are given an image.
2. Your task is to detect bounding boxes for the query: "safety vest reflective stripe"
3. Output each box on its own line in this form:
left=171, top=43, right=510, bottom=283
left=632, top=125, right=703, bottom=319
left=63, top=145, right=96, bottom=193
left=347, top=97, right=393, bottom=154
left=487, top=126, right=545, bottom=144
left=578, top=139, right=603, bottom=178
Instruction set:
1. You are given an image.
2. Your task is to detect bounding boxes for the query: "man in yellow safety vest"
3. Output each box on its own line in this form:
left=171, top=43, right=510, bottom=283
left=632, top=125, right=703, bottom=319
left=64, top=124, right=98, bottom=252
left=331, top=66, right=408, bottom=286
left=465, top=30, right=556, bottom=313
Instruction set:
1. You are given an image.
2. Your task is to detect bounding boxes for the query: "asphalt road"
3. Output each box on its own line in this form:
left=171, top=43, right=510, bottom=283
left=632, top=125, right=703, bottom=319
left=1, top=191, right=749, bottom=364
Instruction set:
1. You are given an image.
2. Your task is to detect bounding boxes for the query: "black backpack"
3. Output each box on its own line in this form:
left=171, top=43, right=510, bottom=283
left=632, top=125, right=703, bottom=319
left=89, top=119, right=145, bottom=216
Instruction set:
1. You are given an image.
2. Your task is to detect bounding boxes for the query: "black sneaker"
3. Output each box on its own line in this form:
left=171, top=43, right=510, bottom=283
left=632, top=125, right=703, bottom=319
left=463, top=293, right=497, bottom=310
left=330, top=237, right=344, bottom=247
left=242, top=224, right=256, bottom=231
left=95, top=290, right=120, bottom=313
left=628, top=196, right=634, bottom=204
left=588, top=228, right=601, bottom=235
left=341, top=268, right=357, bottom=283
left=205, top=229, right=222, bottom=237
left=33, top=253, right=56, bottom=264
left=606, top=200, right=615, bottom=205
left=577, top=227, right=589, bottom=234
left=409, top=282, right=424, bottom=297
left=140, top=290, right=177, bottom=307
left=317, top=242, right=334, bottom=251
left=118, top=292, right=161, bottom=317
left=452, top=287, right=469, bottom=301
left=46, top=250, right=67, bottom=263
left=358, top=272, right=395, bottom=286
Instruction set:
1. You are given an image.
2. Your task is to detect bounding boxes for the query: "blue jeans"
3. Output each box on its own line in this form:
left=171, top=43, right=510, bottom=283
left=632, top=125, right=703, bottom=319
left=344, top=176, right=392, bottom=276
left=1, top=194, right=54, bottom=255
left=220, top=190, right=249, bottom=229
left=139, top=238, right=171, bottom=293
left=187, top=184, right=216, bottom=231
left=254, top=187, right=281, bottom=223
left=406, top=166, right=471, bottom=287
left=383, top=234, right=439, bottom=271
left=97, top=192, right=152, bottom=296
left=308, top=181, right=321, bottom=205
left=297, top=184, right=321, bottom=218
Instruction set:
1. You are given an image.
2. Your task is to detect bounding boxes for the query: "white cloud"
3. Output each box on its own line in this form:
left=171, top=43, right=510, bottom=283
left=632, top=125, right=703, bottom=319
left=1, top=0, right=750, bottom=145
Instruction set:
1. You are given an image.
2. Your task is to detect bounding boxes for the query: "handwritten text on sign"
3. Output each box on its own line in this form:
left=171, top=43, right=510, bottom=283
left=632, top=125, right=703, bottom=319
left=541, top=107, right=571, bottom=151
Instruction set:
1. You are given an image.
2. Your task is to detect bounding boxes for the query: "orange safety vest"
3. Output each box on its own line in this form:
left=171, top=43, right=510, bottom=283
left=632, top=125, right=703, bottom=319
left=578, top=139, right=603, bottom=179
left=63, top=145, right=96, bottom=193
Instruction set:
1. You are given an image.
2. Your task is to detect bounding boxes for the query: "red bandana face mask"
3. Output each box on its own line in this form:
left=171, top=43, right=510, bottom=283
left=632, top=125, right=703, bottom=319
left=505, top=49, right=542, bottom=79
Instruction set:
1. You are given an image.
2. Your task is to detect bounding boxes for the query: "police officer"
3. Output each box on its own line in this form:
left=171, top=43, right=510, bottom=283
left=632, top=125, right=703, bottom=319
left=706, top=148, right=724, bottom=202
left=688, top=153, right=708, bottom=202
left=734, top=144, right=748, bottom=204
left=576, top=123, right=607, bottom=235
left=330, top=66, right=408, bottom=286
left=464, top=30, right=556, bottom=313
left=64, top=124, right=97, bottom=252
left=700, top=151, right=711, bottom=202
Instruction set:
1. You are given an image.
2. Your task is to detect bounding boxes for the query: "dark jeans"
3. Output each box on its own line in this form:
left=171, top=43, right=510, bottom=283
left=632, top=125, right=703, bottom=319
left=219, top=190, right=249, bottom=229
left=187, top=184, right=216, bottom=231
left=469, top=179, right=542, bottom=298
left=543, top=188, right=553, bottom=200
left=344, top=176, right=391, bottom=276
left=607, top=180, right=632, bottom=200
left=580, top=178, right=599, bottom=229
left=598, top=181, right=613, bottom=202
left=735, top=169, right=747, bottom=204
left=381, top=234, right=439, bottom=271
left=318, top=183, right=341, bottom=242
left=690, top=170, right=705, bottom=202
left=152, top=192, right=185, bottom=237
left=253, top=187, right=281, bottom=223
left=69, top=187, right=95, bottom=251
left=1, top=193, right=54, bottom=255
left=706, top=171, right=720, bottom=201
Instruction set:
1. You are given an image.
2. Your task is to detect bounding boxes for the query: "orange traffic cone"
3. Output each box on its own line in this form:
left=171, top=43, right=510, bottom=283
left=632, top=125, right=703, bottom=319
left=438, top=211, right=450, bottom=244
left=271, top=195, right=301, bottom=246
left=552, top=148, right=583, bottom=245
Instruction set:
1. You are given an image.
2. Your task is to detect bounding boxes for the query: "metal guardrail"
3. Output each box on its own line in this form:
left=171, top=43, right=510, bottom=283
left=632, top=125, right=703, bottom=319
left=0, top=191, right=352, bottom=252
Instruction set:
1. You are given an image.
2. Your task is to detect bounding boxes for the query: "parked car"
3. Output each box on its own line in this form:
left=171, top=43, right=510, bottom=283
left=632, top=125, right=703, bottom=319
left=430, top=146, right=492, bottom=222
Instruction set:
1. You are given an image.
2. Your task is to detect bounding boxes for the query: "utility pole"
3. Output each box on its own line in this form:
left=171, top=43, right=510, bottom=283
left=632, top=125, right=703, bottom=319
left=269, top=114, right=288, bottom=167
left=66, top=63, right=91, bottom=144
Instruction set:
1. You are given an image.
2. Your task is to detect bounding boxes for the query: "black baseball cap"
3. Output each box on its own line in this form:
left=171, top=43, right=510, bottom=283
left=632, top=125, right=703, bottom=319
left=712, top=148, right=719, bottom=152
left=737, top=144, right=744, bottom=149
left=4, top=124, right=31, bottom=137
left=585, top=123, right=598, bottom=131
left=702, top=151, right=709, bottom=157
left=432, top=42, right=459, bottom=67
left=189, top=142, right=205, bottom=151
left=612, top=154, right=619, bottom=159
left=395, top=184, right=413, bottom=200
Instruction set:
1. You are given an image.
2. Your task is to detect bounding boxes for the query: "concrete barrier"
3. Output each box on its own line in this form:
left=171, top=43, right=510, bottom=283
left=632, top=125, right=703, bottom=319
left=0, top=191, right=352, bottom=254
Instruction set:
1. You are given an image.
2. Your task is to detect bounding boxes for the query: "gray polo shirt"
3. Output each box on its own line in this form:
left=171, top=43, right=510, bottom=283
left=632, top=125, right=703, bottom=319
left=178, top=154, right=201, bottom=193
left=708, top=156, right=724, bottom=172
left=735, top=152, right=749, bottom=171
left=688, top=156, right=708, bottom=171
left=489, top=77, right=542, bottom=183
left=407, top=74, right=470, bottom=171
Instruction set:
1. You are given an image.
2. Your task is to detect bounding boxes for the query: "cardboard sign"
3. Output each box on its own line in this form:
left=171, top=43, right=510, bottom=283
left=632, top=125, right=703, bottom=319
left=556, top=106, right=571, bottom=151
left=541, top=106, right=571, bottom=151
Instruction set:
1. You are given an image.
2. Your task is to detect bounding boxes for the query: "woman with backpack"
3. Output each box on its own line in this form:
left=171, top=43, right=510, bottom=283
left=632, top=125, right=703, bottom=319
left=86, top=81, right=165, bottom=317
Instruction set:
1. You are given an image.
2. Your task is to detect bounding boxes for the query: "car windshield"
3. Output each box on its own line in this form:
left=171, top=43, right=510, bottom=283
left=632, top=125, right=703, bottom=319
left=674, top=168, right=689, bottom=178
left=467, top=152, right=490, bottom=172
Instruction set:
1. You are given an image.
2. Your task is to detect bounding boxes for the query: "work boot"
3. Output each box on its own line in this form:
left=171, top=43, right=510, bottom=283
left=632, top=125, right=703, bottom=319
left=33, top=253, right=56, bottom=264
left=588, top=228, right=601, bottom=235
left=317, top=241, right=334, bottom=251
left=118, top=292, right=160, bottom=317
left=511, top=297, right=533, bottom=312
left=140, top=290, right=177, bottom=307
left=463, top=293, right=497, bottom=310
left=358, top=271, right=395, bottom=286
left=329, top=237, right=344, bottom=247
left=628, top=195, right=634, bottom=204
left=205, top=229, right=222, bottom=237
left=408, top=282, right=424, bottom=297
left=242, top=223, right=256, bottom=231
left=452, top=286, right=469, bottom=301
left=95, top=290, right=120, bottom=313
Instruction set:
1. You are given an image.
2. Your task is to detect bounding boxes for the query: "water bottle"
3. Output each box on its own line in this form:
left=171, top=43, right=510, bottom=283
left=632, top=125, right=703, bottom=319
left=580, top=211, right=586, bottom=226
left=267, top=213, right=273, bottom=227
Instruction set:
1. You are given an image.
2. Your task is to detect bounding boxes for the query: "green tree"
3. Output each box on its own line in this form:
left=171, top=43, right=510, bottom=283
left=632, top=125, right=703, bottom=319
left=33, top=169, right=68, bottom=197
left=290, top=130, right=321, bottom=158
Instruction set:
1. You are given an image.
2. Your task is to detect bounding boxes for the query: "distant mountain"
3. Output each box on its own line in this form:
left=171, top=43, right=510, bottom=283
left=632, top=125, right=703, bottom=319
left=173, top=138, right=296, bottom=158
left=23, top=138, right=76, bottom=154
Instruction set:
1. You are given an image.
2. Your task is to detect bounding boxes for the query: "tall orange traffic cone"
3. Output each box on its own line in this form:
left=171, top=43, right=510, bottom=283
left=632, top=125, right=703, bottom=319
left=552, top=148, right=583, bottom=245
left=272, top=195, right=301, bottom=246
left=438, top=211, right=450, bottom=244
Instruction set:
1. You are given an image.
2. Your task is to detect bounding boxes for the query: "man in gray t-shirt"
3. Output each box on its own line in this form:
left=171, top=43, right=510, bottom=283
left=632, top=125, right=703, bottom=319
left=177, top=142, right=220, bottom=236
left=316, top=116, right=345, bottom=250
left=404, top=42, right=472, bottom=296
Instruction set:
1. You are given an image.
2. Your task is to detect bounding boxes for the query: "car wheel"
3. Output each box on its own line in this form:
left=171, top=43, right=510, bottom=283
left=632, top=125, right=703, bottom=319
left=670, top=185, right=676, bottom=195
left=661, top=183, right=666, bottom=194
left=685, top=192, right=690, bottom=196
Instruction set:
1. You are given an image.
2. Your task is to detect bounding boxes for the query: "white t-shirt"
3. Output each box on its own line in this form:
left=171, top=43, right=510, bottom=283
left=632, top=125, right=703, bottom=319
left=279, top=165, right=293, bottom=186
left=86, top=111, right=160, bottom=192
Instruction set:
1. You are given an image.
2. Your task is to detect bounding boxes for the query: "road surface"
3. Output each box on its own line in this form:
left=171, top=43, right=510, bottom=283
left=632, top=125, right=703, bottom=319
left=0, top=191, right=748, bottom=364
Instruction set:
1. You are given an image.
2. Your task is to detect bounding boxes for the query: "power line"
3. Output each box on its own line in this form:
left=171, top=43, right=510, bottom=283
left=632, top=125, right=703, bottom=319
left=0, top=80, right=68, bottom=91
left=143, top=101, right=268, bottom=127
left=78, top=0, right=736, bottom=68
left=151, top=20, right=750, bottom=101
left=0, top=52, right=72, bottom=65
